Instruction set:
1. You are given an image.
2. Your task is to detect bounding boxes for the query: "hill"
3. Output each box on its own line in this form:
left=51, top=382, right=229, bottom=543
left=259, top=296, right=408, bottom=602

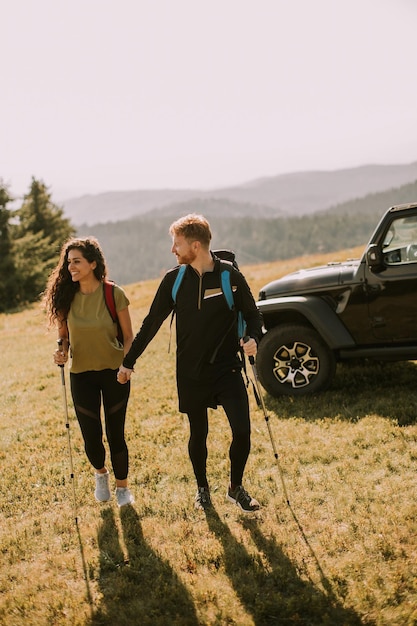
left=1, top=251, right=416, bottom=625
left=63, top=161, right=417, bottom=226
left=77, top=179, right=417, bottom=286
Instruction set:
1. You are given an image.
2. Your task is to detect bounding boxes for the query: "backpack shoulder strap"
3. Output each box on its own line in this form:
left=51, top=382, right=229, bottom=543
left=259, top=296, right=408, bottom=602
left=103, top=280, right=117, bottom=322
left=220, top=264, right=246, bottom=339
left=172, top=265, right=187, bottom=303
left=103, top=280, right=124, bottom=344
left=168, top=265, right=187, bottom=353
left=220, top=267, right=234, bottom=310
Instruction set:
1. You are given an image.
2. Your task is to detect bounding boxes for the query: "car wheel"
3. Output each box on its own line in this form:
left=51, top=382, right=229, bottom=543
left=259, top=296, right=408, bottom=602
left=256, top=324, right=336, bottom=397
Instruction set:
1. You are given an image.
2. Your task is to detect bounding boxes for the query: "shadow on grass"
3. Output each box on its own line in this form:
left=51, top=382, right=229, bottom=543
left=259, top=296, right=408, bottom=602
left=74, top=519, right=95, bottom=617
left=87, top=506, right=199, bottom=626
left=265, top=361, right=417, bottom=425
left=205, top=506, right=367, bottom=626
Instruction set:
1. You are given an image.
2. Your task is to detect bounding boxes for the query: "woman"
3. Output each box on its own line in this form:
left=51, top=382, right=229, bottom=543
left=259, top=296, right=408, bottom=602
left=44, top=237, right=135, bottom=507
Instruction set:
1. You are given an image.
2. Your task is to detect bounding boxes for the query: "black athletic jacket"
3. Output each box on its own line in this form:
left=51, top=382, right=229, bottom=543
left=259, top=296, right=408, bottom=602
left=123, top=256, right=263, bottom=381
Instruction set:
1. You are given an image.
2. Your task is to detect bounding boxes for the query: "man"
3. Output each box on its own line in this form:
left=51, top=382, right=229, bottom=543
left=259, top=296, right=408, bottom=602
left=118, top=213, right=263, bottom=513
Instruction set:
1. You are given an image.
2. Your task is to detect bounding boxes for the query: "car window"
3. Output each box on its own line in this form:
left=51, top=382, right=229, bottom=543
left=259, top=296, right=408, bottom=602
left=383, top=216, right=417, bottom=265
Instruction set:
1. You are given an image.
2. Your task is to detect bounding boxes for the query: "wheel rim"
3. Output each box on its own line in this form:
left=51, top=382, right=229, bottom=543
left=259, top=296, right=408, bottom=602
left=272, top=341, right=320, bottom=388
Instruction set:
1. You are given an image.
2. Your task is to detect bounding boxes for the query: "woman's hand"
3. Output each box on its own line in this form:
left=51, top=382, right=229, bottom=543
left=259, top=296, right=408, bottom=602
left=54, top=347, right=68, bottom=366
left=54, top=336, right=69, bottom=366
left=117, top=365, right=134, bottom=384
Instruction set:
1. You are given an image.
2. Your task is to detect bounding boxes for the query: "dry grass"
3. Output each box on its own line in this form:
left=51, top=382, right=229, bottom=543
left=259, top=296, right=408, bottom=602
left=1, top=246, right=417, bottom=625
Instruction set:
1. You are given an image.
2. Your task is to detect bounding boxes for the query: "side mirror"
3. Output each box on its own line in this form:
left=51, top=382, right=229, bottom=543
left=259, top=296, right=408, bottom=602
left=366, top=244, right=383, bottom=270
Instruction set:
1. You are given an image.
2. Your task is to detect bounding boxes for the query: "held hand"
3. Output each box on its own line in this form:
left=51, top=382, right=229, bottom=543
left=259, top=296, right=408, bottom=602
left=117, top=365, right=134, bottom=384
left=240, top=337, right=257, bottom=357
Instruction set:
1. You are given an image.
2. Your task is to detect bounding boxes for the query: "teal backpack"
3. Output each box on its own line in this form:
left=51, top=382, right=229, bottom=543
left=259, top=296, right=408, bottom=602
left=171, top=249, right=246, bottom=339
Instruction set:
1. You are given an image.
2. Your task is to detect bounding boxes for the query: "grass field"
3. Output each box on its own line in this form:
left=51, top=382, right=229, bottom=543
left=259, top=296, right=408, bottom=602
left=1, top=246, right=416, bottom=625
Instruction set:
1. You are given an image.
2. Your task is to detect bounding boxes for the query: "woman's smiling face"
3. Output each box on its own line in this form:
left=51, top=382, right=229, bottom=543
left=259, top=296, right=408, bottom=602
left=67, top=248, right=97, bottom=282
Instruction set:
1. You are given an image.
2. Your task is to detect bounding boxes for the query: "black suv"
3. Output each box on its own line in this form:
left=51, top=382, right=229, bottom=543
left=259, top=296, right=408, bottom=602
left=256, top=202, right=417, bottom=397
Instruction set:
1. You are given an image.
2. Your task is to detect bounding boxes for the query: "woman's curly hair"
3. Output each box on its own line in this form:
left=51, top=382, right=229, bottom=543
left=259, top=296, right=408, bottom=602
left=43, top=236, right=108, bottom=326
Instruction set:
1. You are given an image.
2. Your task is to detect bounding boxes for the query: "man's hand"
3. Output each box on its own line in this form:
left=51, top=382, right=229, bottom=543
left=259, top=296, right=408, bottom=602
left=117, top=365, right=134, bottom=384
left=240, top=337, right=257, bottom=357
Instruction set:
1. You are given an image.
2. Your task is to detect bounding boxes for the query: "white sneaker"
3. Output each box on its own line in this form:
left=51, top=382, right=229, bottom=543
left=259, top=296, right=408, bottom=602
left=95, top=471, right=111, bottom=502
left=115, top=487, right=134, bottom=507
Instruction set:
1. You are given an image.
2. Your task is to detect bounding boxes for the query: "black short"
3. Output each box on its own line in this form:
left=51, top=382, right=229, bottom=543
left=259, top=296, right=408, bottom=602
left=177, top=364, right=246, bottom=413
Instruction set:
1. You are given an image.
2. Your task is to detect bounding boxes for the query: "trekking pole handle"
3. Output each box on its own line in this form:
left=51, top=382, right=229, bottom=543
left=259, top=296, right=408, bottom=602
left=243, top=335, right=255, bottom=365
left=57, top=338, right=65, bottom=369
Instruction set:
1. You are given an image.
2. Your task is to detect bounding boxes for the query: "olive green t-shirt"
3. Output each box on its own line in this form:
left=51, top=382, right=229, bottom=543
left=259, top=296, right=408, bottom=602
left=67, top=284, right=129, bottom=373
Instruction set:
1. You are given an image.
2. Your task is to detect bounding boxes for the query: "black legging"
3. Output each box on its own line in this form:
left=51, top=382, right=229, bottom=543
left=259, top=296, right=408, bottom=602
left=186, top=369, right=251, bottom=488
left=70, top=369, right=130, bottom=480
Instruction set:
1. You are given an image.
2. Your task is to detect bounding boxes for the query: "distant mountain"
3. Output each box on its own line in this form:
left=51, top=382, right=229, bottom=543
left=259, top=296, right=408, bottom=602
left=63, top=161, right=417, bottom=226
left=196, top=162, right=417, bottom=214
left=63, top=189, right=199, bottom=226
left=141, top=197, right=281, bottom=220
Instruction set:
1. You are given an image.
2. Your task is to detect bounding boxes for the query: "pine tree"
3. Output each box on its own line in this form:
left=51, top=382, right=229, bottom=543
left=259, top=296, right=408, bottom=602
left=0, top=181, right=18, bottom=311
left=12, top=177, right=75, bottom=306
left=14, top=177, right=74, bottom=243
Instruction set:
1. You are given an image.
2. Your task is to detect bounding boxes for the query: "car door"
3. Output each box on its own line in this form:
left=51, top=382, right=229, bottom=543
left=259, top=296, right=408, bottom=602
left=367, top=214, right=417, bottom=340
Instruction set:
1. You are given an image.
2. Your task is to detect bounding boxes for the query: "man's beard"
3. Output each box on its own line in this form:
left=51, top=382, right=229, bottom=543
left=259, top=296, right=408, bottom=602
left=176, top=249, right=197, bottom=265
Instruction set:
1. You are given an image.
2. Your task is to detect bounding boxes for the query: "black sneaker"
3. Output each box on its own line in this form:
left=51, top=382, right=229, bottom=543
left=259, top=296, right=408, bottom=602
left=194, top=487, right=211, bottom=510
left=226, top=485, right=260, bottom=513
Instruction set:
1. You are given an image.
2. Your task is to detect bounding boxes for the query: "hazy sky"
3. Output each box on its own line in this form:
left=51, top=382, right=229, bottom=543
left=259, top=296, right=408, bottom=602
left=2, top=0, right=417, bottom=200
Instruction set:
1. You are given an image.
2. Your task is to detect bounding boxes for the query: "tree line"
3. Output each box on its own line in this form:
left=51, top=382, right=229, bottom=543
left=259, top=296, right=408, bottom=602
left=0, top=178, right=75, bottom=312
left=80, top=201, right=389, bottom=286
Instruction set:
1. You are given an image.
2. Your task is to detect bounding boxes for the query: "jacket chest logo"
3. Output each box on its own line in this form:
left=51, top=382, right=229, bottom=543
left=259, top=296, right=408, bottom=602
left=204, top=286, right=237, bottom=300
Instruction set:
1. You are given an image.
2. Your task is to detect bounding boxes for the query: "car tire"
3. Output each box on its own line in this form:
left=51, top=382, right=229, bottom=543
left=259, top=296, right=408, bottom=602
left=256, top=324, right=336, bottom=397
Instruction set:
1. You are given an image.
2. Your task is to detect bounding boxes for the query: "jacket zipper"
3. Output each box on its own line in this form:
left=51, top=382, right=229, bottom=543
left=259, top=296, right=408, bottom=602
left=198, top=273, right=203, bottom=310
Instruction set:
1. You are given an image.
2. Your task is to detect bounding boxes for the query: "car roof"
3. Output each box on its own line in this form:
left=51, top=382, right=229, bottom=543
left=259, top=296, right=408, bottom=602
left=389, top=202, right=417, bottom=213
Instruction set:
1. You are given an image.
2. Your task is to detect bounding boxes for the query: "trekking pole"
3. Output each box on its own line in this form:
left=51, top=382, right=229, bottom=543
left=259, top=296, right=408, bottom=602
left=244, top=337, right=290, bottom=505
left=57, top=339, right=78, bottom=525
